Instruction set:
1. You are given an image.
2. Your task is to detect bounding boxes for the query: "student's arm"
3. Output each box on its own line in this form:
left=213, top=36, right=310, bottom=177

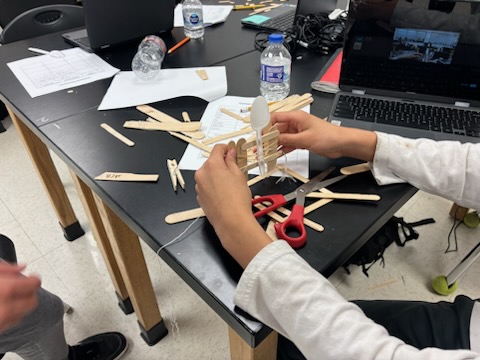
left=270, top=111, right=480, bottom=211
left=234, top=240, right=480, bottom=360
left=194, top=143, right=480, bottom=360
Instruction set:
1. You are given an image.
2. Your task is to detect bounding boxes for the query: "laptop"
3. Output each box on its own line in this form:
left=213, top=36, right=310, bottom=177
left=62, top=0, right=175, bottom=52
left=241, top=0, right=339, bottom=33
left=328, top=0, right=480, bottom=142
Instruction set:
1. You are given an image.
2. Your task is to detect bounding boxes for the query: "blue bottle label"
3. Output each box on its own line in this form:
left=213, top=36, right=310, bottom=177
left=261, top=64, right=284, bottom=83
left=189, top=13, right=200, bottom=25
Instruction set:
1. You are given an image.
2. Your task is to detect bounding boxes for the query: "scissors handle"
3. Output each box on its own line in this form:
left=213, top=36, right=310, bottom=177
left=274, top=204, right=307, bottom=248
left=252, top=194, right=287, bottom=218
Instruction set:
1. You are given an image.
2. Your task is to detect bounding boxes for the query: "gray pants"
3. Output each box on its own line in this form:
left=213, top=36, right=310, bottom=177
left=0, top=288, right=69, bottom=360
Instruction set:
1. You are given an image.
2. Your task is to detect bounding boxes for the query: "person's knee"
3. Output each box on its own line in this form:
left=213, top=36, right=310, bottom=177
left=34, top=288, right=65, bottom=328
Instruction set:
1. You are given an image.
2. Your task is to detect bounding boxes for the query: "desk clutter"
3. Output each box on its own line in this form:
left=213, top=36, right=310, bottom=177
left=92, top=91, right=381, bottom=247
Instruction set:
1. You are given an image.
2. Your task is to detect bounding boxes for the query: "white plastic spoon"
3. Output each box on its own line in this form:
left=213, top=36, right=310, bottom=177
left=250, top=96, right=270, bottom=175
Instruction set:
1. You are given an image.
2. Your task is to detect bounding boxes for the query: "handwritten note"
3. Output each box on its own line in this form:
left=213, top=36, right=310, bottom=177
left=95, top=172, right=159, bottom=182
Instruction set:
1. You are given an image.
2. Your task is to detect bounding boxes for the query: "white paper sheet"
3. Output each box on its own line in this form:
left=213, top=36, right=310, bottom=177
left=179, top=96, right=309, bottom=178
left=98, top=66, right=227, bottom=110
left=174, top=4, right=233, bottom=27
left=7, top=48, right=119, bottom=98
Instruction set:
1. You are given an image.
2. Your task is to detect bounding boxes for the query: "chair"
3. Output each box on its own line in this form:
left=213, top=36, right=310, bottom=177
left=0, top=4, right=84, bottom=44
left=0, top=0, right=77, bottom=29
left=0, top=3, right=84, bottom=132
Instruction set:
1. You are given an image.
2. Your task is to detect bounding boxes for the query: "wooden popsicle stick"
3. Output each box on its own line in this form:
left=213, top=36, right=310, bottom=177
left=340, top=163, right=370, bottom=175
left=278, top=165, right=335, bottom=214
left=182, top=111, right=191, bottom=122
left=124, top=120, right=201, bottom=132
left=137, top=105, right=205, bottom=139
left=279, top=97, right=313, bottom=112
left=306, top=193, right=381, bottom=201
left=95, top=172, right=158, bottom=182
left=247, top=166, right=280, bottom=186
left=241, top=130, right=280, bottom=150
left=146, top=117, right=204, bottom=140
left=165, top=207, right=205, bottom=224
left=220, top=107, right=246, bottom=122
left=240, top=150, right=283, bottom=172
left=304, top=199, right=333, bottom=215
left=170, top=131, right=213, bottom=153
left=253, top=201, right=324, bottom=232
left=100, top=123, right=134, bottom=147
left=196, top=69, right=208, bottom=80
left=203, top=126, right=253, bottom=145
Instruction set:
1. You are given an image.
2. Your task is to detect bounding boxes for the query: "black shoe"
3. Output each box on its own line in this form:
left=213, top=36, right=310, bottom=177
left=68, top=332, right=127, bottom=360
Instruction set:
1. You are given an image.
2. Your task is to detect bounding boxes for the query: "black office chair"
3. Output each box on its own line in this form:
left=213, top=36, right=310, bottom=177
left=0, top=0, right=77, bottom=29
left=0, top=3, right=84, bottom=132
left=0, top=4, right=85, bottom=44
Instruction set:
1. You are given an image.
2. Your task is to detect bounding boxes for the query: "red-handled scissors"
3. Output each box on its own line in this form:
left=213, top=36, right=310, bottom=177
left=252, top=166, right=346, bottom=248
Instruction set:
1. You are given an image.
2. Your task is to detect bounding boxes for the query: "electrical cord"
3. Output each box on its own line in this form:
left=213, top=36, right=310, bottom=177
left=254, top=11, right=347, bottom=55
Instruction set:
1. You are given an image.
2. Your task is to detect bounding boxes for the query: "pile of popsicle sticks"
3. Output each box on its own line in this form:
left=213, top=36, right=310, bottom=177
left=165, top=162, right=378, bottom=238
left=123, top=93, right=314, bottom=164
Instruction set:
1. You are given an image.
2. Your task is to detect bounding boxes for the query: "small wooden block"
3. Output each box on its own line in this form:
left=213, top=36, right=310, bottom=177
left=196, top=69, right=208, bottom=80
left=450, top=203, right=469, bottom=221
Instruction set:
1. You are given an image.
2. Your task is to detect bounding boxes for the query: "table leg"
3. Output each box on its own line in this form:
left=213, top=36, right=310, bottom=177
left=69, top=171, right=134, bottom=314
left=7, top=107, right=84, bottom=240
left=92, top=193, right=168, bottom=345
left=228, top=327, right=277, bottom=360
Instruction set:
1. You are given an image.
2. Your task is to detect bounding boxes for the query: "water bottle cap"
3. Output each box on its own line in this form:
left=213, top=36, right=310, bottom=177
left=268, top=33, right=284, bottom=44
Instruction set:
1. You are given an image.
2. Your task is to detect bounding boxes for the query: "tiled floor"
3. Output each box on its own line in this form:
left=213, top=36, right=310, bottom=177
left=1, top=115, right=479, bottom=359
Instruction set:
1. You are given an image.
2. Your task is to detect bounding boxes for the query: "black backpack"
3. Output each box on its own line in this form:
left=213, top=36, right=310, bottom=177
left=343, top=216, right=436, bottom=276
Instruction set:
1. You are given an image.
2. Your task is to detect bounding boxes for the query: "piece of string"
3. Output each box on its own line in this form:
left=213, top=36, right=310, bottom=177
left=275, top=147, right=296, bottom=185
left=445, top=206, right=461, bottom=253
left=156, top=216, right=201, bottom=337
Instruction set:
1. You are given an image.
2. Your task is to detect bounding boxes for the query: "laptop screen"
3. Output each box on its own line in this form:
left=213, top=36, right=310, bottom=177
left=341, top=0, right=480, bottom=105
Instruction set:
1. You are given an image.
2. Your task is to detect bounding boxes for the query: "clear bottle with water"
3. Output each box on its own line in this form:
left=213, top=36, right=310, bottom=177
left=260, top=33, right=292, bottom=101
left=182, top=0, right=204, bottom=39
left=131, top=35, right=167, bottom=80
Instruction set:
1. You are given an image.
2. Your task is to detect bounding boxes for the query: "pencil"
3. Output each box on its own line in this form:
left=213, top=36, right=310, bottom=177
left=167, top=37, right=190, bottom=55
left=233, top=4, right=266, bottom=10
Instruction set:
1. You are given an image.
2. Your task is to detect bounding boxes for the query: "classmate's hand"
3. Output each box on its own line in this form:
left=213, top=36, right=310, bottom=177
left=195, top=145, right=272, bottom=268
left=0, top=263, right=41, bottom=333
left=271, top=110, right=377, bottom=162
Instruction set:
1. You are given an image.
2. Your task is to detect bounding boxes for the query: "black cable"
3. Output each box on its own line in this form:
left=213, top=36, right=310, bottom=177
left=445, top=206, right=462, bottom=253
left=254, top=11, right=347, bottom=55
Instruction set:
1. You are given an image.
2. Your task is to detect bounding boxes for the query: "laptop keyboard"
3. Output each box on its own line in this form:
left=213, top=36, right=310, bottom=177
left=75, top=36, right=91, bottom=48
left=260, top=11, right=295, bottom=32
left=333, top=95, right=480, bottom=138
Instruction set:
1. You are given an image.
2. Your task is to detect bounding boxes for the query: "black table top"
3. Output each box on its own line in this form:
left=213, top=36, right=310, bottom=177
left=0, top=10, right=416, bottom=347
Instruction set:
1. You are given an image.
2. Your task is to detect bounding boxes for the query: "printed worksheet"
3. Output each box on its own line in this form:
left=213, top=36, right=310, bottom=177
left=7, top=48, right=119, bottom=98
left=179, top=96, right=309, bottom=177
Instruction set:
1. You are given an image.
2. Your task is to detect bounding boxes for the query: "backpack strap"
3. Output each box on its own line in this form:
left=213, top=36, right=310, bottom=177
left=392, top=216, right=436, bottom=247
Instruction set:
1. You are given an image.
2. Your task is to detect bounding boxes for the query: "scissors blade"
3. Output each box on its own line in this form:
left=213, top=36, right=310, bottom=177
left=297, top=166, right=336, bottom=194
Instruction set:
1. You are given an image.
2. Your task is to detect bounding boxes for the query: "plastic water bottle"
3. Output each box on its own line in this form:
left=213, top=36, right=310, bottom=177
left=131, top=35, right=167, bottom=80
left=260, top=33, right=292, bottom=101
left=182, top=0, right=205, bottom=39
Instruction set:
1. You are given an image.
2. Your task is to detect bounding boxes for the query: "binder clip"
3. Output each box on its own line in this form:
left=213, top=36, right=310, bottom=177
left=167, top=159, right=185, bottom=192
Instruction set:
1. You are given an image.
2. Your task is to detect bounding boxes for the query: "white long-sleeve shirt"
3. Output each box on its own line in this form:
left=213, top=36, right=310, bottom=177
left=234, top=133, right=480, bottom=360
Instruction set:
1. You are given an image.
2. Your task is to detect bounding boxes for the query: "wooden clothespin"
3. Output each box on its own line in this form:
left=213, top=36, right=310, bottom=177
left=167, top=159, right=185, bottom=192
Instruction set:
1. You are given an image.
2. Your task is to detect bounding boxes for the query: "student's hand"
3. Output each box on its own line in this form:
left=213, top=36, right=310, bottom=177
left=271, top=111, right=377, bottom=162
left=195, top=145, right=272, bottom=268
left=0, top=262, right=41, bottom=333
